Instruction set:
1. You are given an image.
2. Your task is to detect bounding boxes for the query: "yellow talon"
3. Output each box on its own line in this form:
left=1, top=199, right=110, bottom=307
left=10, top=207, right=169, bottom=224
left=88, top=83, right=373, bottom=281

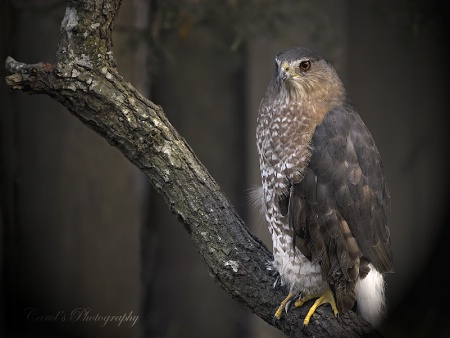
left=274, top=289, right=338, bottom=326
left=274, top=292, right=296, bottom=320
left=295, top=288, right=339, bottom=326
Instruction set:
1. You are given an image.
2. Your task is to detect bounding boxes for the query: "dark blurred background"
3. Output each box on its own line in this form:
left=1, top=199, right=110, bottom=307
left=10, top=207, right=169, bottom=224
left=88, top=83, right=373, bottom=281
left=1, top=0, right=449, bottom=337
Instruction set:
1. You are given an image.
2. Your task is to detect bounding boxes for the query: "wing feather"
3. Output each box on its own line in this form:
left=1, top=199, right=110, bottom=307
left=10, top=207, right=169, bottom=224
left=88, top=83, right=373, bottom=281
left=290, top=102, right=394, bottom=312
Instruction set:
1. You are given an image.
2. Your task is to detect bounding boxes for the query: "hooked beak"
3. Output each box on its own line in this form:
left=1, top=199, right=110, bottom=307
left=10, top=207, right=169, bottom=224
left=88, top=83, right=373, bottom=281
left=280, top=61, right=292, bottom=81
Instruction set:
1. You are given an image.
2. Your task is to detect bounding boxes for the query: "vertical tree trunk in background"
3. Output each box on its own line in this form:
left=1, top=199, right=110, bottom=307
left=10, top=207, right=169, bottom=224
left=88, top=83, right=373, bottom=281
left=2, top=2, right=143, bottom=337
left=148, top=27, right=251, bottom=338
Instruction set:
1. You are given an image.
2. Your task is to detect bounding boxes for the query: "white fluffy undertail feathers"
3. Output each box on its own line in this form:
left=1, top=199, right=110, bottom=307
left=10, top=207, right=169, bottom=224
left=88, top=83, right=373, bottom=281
left=355, top=265, right=387, bottom=327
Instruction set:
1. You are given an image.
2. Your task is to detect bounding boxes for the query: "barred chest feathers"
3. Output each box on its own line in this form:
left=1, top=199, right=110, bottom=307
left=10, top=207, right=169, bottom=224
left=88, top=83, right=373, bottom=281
left=256, top=95, right=329, bottom=295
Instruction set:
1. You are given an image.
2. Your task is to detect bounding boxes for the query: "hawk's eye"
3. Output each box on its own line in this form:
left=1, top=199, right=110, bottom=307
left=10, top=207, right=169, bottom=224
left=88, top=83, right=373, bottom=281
left=299, top=60, right=311, bottom=72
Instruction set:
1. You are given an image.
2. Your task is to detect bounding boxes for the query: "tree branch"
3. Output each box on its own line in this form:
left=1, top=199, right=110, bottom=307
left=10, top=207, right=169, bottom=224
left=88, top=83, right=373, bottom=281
left=4, top=1, right=382, bottom=337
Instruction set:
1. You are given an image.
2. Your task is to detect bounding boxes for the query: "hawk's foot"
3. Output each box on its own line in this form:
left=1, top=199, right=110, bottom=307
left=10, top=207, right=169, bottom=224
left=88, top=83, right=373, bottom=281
left=294, top=288, right=339, bottom=326
left=274, top=292, right=296, bottom=320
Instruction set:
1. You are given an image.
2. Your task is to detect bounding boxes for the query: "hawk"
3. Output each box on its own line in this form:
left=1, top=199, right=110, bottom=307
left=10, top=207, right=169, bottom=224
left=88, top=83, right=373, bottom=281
left=255, top=47, right=394, bottom=327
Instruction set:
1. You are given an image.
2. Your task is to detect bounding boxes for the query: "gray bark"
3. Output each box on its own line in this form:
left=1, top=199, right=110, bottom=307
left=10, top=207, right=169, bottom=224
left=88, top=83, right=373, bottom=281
left=4, top=0, right=382, bottom=337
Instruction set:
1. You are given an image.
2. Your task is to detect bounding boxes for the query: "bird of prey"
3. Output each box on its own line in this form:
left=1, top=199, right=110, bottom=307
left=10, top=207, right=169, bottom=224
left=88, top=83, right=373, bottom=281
left=255, top=47, right=394, bottom=327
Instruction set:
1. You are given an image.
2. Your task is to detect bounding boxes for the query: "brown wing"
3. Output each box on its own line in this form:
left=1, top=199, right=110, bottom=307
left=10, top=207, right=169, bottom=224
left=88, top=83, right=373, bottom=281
left=289, top=102, right=394, bottom=312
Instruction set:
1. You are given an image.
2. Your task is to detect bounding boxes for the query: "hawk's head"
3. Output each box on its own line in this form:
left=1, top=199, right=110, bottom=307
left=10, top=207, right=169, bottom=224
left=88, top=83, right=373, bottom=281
left=272, top=47, right=346, bottom=106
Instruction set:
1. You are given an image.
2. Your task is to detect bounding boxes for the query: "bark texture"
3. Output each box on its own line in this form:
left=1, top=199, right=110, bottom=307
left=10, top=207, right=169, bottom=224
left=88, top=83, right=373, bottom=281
left=4, top=0, right=383, bottom=337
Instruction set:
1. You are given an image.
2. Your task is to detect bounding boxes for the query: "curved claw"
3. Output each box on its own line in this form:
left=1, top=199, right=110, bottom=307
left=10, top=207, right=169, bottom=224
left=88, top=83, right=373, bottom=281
left=274, top=292, right=296, bottom=320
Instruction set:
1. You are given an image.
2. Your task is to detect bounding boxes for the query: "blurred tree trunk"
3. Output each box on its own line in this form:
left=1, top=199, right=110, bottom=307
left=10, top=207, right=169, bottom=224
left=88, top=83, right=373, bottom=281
left=1, top=1, right=143, bottom=337
left=147, top=24, right=251, bottom=338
